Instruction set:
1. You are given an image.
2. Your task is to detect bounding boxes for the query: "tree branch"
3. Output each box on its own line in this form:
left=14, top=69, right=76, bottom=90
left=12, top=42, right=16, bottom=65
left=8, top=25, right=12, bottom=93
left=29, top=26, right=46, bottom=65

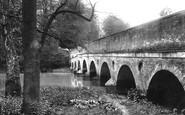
left=55, top=0, right=68, bottom=12
left=40, top=0, right=96, bottom=48
left=56, top=9, right=95, bottom=21
left=74, top=0, right=79, bottom=10
left=38, top=29, right=76, bottom=49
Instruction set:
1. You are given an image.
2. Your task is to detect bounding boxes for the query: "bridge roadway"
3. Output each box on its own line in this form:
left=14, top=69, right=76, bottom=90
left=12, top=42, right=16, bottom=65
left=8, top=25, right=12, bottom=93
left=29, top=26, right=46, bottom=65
left=70, top=10, right=185, bottom=109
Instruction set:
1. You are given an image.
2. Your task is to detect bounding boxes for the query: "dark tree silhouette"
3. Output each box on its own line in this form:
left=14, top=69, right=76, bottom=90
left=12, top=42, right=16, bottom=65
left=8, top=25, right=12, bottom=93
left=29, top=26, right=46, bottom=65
left=22, top=0, right=39, bottom=114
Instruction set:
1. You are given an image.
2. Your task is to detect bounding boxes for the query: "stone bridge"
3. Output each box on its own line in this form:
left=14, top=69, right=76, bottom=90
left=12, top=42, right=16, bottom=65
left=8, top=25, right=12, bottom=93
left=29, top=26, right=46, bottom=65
left=70, top=10, right=185, bottom=109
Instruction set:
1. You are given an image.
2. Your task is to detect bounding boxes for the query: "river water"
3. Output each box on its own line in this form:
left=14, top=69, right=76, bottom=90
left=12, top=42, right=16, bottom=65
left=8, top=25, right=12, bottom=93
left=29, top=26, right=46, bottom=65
left=0, top=72, right=104, bottom=96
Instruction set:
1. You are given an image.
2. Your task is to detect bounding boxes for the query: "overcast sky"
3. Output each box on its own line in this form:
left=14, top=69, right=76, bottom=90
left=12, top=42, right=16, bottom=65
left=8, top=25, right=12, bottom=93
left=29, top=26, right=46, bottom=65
left=85, top=0, right=185, bottom=27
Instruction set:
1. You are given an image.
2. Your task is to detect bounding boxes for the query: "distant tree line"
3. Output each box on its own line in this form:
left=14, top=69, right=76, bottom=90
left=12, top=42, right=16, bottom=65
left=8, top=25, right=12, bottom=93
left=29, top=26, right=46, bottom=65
left=102, top=15, right=129, bottom=36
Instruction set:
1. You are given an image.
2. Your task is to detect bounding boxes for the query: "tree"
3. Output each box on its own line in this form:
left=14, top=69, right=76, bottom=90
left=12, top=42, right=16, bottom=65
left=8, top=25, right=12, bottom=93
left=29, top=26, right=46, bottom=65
left=40, top=37, right=70, bottom=72
left=159, top=7, right=173, bottom=17
left=102, top=15, right=129, bottom=36
left=22, top=0, right=96, bottom=114
left=22, top=0, right=39, bottom=114
left=77, top=15, right=100, bottom=44
left=37, top=0, right=98, bottom=72
left=0, top=0, right=22, bottom=97
left=37, top=0, right=97, bottom=49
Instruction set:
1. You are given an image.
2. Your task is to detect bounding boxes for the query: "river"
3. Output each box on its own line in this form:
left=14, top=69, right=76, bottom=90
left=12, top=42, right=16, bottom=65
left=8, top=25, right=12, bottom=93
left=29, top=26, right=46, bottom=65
left=0, top=71, right=104, bottom=96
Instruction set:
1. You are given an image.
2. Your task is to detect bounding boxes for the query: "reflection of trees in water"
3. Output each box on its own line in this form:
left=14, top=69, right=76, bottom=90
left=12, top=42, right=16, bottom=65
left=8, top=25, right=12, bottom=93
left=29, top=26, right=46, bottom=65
left=71, top=75, right=83, bottom=88
left=70, top=74, right=100, bottom=88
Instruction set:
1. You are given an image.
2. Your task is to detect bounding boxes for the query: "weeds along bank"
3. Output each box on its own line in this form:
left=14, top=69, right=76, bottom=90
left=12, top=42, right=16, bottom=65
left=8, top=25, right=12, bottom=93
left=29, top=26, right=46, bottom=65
left=0, top=86, right=121, bottom=115
left=0, top=86, right=184, bottom=115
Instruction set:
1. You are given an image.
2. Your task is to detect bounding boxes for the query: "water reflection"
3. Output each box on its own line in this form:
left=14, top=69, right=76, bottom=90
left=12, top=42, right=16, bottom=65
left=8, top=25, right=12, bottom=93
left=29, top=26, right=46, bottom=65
left=0, top=72, right=117, bottom=96
left=70, top=74, right=101, bottom=88
left=21, top=73, right=95, bottom=88
left=0, top=72, right=102, bottom=94
left=38, top=73, right=101, bottom=88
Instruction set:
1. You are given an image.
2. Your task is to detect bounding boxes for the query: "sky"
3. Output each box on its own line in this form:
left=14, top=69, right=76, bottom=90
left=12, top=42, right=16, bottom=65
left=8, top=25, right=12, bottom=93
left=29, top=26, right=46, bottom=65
left=84, top=0, right=185, bottom=27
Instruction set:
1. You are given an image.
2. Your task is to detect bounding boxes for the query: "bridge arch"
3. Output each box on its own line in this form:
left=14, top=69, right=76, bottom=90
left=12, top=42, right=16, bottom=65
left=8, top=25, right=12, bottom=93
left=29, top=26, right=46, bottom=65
left=72, top=62, right=74, bottom=69
left=147, top=70, right=185, bottom=108
left=89, top=61, right=97, bottom=79
left=75, top=61, right=78, bottom=70
left=82, top=60, right=87, bottom=74
left=77, top=61, right=80, bottom=70
left=116, top=65, right=136, bottom=94
left=100, top=62, right=111, bottom=86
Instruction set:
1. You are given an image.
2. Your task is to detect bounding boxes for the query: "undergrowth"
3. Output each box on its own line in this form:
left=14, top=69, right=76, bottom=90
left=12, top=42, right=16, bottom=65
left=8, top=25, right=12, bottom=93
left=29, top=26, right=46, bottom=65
left=121, top=88, right=185, bottom=115
left=1, top=87, right=184, bottom=115
left=0, top=86, right=107, bottom=115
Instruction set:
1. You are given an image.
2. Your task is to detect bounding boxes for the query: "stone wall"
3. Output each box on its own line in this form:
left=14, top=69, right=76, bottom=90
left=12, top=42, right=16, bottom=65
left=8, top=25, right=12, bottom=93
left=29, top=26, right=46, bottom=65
left=87, top=10, right=185, bottom=53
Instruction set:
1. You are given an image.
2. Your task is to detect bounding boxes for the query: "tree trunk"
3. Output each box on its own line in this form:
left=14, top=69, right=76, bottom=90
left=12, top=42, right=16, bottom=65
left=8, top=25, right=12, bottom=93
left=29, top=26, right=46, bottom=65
left=5, top=34, right=21, bottom=97
left=22, top=0, right=40, bottom=114
left=3, top=0, right=21, bottom=97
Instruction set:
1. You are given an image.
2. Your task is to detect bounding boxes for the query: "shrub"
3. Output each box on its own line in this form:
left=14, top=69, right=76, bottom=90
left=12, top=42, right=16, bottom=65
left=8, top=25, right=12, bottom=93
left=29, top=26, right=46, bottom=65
left=127, top=88, right=145, bottom=102
left=0, top=96, right=22, bottom=115
left=0, top=86, right=106, bottom=115
left=40, top=86, right=106, bottom=106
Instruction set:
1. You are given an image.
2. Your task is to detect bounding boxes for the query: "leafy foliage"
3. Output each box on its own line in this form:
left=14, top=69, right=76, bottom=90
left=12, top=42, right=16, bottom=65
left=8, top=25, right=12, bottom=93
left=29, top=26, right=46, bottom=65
left=0, top=96, right=22, bottom=115
left=159, top=7, right=173, bottom=17
left=0, top=86, right=106, bottom=115
left=38, top=0, right=99, bottom=49
left=102, top=15, right=129, bottom=36
left=37, top=0, right=99, bottom=70
left=0, top=0, right=98, bottom=72
left=1, top=87, right=184, bottom=115
left=40, top=86, right=106, bottom=106
left=40, top=37, right=69, bottom=72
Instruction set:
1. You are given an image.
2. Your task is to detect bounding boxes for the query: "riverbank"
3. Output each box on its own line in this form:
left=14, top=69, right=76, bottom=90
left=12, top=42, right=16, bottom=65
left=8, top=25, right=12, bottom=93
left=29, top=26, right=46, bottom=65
left=0, top=86, right=183, bottom=115
left=52, top=68, right=71, bottom=73
left=0, top=86, right=122, bottom=115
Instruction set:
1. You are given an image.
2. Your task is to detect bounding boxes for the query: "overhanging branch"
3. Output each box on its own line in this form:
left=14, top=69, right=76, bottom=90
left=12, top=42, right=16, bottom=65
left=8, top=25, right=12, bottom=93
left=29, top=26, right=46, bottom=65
left=56, top=9, right=94, bottom=22
left=40, top=0, right=96, bottom=47
left=38, top=29, right=76, bottom=49
left=55, top=0, right=68, bottom=12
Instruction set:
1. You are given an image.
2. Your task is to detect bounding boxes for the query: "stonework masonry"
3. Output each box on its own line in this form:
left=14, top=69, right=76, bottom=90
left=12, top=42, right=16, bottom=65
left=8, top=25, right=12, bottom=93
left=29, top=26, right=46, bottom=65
left=70, top=10, right=185, bottom=109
